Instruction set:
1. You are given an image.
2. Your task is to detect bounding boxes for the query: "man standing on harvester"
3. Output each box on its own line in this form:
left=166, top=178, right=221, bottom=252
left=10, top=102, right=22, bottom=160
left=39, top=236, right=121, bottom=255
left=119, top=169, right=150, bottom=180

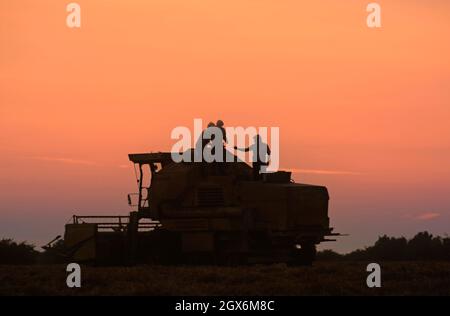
left=234, top=134, right=271, bottom=180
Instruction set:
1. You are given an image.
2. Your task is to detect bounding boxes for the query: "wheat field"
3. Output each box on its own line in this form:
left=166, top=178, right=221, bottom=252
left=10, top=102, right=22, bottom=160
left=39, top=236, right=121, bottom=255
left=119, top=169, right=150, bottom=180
left=1, top=261, right=449, bottom=296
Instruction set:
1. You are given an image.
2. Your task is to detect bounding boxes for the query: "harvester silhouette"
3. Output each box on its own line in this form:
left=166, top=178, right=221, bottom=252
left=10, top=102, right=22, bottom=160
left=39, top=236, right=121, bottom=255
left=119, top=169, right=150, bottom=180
left=60, top=149, right=339, bottom=265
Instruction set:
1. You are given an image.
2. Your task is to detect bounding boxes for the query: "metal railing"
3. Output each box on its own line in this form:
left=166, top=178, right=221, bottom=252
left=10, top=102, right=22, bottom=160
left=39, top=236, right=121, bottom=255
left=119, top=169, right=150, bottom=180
left=70, top=215, right=161, bottom=232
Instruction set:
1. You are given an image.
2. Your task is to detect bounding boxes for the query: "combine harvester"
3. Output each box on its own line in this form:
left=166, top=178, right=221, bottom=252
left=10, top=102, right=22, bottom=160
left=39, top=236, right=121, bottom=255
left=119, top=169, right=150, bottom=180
left=60, top=150, right=339, bottom=265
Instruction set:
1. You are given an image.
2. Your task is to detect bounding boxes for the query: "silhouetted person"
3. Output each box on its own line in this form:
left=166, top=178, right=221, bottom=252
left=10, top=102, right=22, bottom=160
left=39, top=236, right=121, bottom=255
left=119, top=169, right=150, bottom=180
left=214, top=119, right=229, bottom=165
left=216, top=120, right=227, bottom=144
left=195, top=122, right=215, bottom=162
left=234, top=134, right=271, bottom=180
left=208, top=120, right=228, bottom=175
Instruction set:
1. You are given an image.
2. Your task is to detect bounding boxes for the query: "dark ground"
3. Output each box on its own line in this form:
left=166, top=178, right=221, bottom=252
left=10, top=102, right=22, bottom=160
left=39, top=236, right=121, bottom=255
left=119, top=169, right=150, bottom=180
left=1, top=261, right=450, bottom=295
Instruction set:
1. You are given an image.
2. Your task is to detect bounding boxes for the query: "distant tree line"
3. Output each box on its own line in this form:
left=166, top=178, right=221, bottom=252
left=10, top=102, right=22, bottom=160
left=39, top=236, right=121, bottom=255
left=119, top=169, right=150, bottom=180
left=0, top=239, right=38, bottom=264
left=318, top=232, right=450, bottom=261
left=1, top=231, right=450, bottom=264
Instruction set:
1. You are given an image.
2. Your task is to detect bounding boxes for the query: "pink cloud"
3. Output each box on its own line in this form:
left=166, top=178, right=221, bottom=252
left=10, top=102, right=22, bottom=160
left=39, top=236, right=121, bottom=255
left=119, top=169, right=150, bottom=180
left=28, top=156, right=97, bottom=166
left=415, top=212, right=441, bottom=221
left=288, top=168, right=363, bottom=176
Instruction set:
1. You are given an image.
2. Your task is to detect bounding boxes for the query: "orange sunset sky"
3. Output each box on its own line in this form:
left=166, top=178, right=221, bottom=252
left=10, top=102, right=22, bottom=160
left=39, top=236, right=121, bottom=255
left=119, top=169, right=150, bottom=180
left=1, top=0, right=450, bottom=252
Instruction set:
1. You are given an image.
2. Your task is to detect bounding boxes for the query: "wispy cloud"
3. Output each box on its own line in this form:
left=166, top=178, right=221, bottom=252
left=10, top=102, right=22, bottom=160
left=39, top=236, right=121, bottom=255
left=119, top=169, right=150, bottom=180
left=288, top=168, right=363, bottom=176
left=415, top=212, right=441, bottom=221
left=28, top=156, right=97, bottom=166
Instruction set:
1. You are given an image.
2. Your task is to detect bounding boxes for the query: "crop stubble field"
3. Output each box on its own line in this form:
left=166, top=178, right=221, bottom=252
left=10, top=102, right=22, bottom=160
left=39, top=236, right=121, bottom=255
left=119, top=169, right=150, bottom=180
left=1, top=261, right=449, bottom=296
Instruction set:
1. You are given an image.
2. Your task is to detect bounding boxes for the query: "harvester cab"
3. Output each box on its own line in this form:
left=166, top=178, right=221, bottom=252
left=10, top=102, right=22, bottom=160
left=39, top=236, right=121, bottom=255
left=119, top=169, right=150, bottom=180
left=127, top=152, right=173, bottom=212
